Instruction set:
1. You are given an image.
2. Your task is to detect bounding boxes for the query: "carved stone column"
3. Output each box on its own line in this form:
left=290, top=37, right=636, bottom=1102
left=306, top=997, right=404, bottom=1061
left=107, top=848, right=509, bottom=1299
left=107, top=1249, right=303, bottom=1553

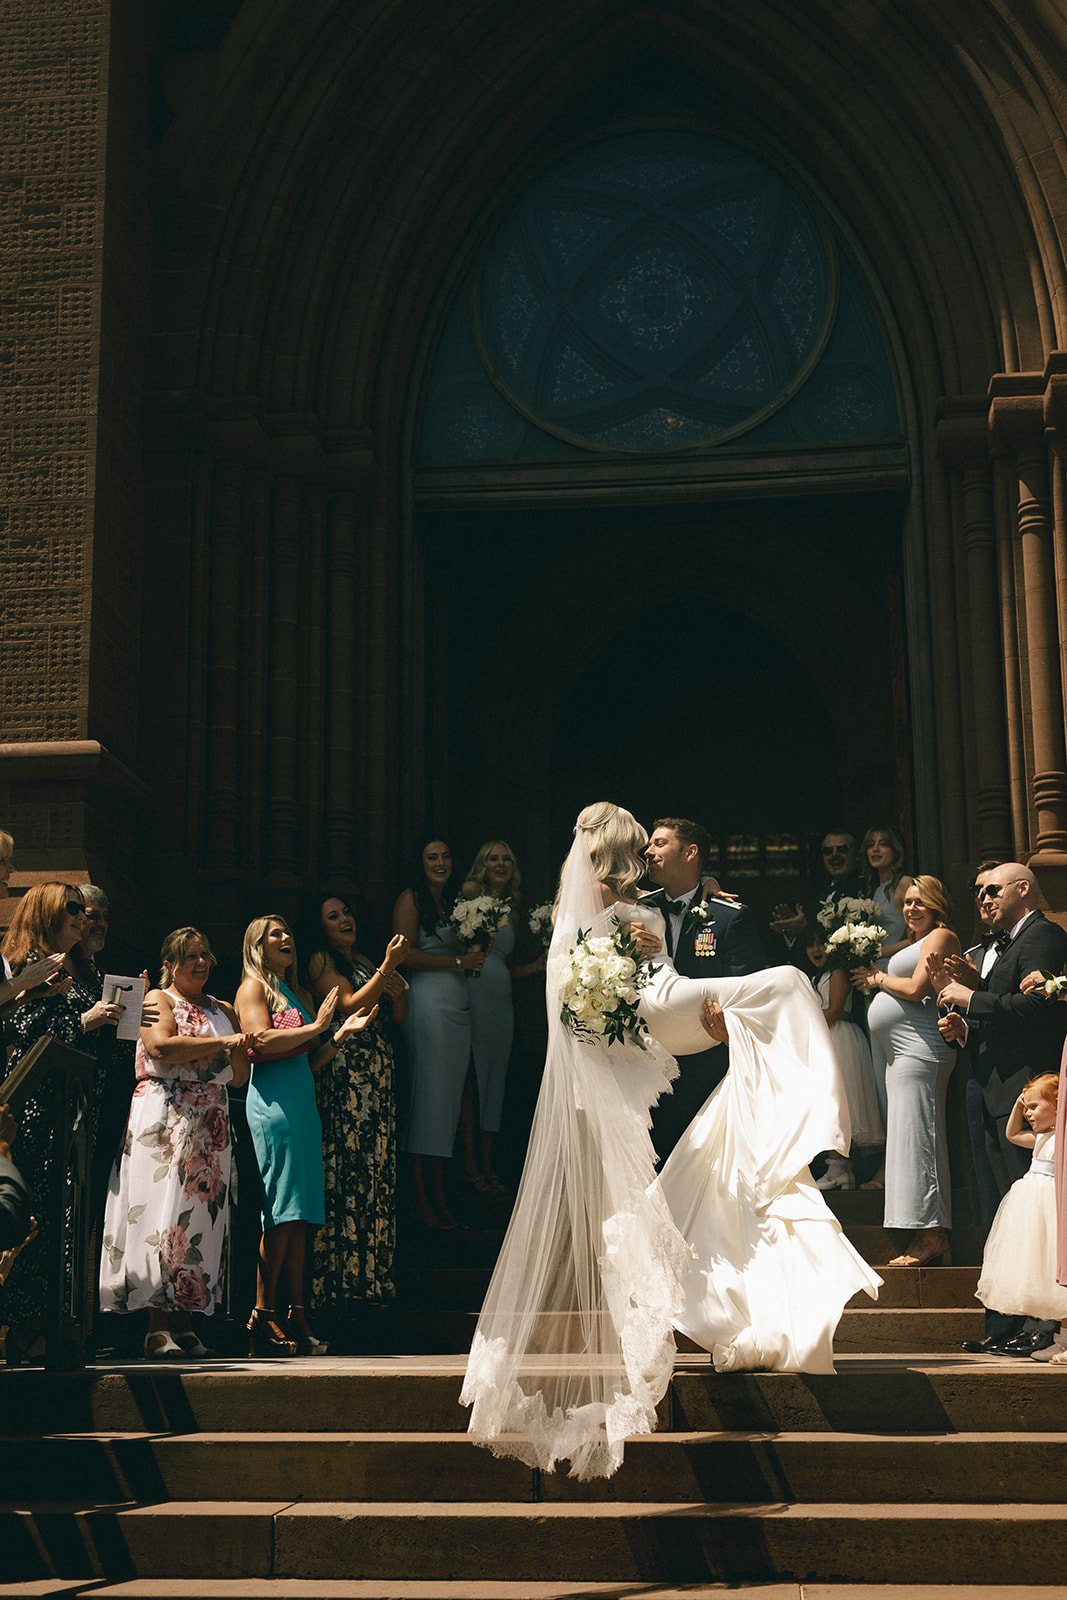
left=324, top=490, right=358, bottom=883
left=990, top=376, right=1067, bottom=895
left=935, top=399, right=1013, bottom=861
left=265, top=476, right=305, bottom=891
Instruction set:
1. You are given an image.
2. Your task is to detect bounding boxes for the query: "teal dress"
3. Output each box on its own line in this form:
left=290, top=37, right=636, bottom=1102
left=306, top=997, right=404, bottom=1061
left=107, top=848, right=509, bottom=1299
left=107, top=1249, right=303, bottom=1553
left=246, top=981, right=325, bottom=1229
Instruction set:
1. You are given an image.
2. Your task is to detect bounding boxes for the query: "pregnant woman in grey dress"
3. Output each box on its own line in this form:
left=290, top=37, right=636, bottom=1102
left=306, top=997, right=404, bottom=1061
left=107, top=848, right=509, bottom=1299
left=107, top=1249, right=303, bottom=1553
left=852, top=875, right=959, bottom=1266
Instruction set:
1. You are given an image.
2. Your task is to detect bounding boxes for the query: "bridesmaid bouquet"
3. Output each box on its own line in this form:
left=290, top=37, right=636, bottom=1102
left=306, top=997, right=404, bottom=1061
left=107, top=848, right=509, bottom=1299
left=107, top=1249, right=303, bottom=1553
left=528, top=902, right=554, bottom=948
left=449, top=895, right=513, bottom=977
left=817, top=894, right=882, bottom=931
left=559, top=920, right=653, bottom=1046
left=823, top=919, right=886, bottom=971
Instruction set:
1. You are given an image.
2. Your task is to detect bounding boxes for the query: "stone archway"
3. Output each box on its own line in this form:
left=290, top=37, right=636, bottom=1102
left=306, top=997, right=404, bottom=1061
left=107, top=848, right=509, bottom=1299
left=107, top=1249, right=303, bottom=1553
left=8, top=0, right=1060, bottom=935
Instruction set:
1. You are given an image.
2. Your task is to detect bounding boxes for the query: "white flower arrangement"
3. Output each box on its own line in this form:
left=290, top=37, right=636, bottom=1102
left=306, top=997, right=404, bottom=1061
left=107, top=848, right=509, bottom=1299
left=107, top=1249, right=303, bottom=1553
left=817, top=894, right=882, bottom=932
left=1038, top=970, right=1067, bottom=999
left=559, top=919, right=655, bottom=1046
left=528, top=902, right=554, bottom=948
left=824, top=920, right=886, bottom=972
left=449, top=895, right=513, bottom=978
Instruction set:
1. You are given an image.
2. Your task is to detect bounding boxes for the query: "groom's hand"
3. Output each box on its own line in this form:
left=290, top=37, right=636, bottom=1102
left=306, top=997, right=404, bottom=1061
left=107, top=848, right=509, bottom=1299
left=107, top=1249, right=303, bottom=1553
left=700, top=999, right=728, bottom=1044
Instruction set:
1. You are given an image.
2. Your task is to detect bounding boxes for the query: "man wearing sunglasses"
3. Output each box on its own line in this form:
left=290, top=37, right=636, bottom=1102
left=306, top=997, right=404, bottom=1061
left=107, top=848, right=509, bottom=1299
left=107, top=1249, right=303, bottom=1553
left=935, top=862, right=1067, bottom=1354
left=770, top=829, right=864, bottom=949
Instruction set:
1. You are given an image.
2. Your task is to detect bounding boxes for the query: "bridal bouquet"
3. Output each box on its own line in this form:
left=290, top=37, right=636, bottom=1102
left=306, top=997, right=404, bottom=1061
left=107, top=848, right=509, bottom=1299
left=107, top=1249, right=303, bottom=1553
left=528, top=902, right=554, bottom=948
left=824, top=919, right=886, bottom=972
left=559, top=920, right=654, bottom=1046
left=817, top=894, right=882, bottom=931
left=449, top=895, right=512, bottom=977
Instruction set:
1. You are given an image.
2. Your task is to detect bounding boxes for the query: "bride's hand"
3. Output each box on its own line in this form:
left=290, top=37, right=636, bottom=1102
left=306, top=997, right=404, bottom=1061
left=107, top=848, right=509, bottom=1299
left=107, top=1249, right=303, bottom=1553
left=625, top=922, right=660, bottom=958
left=700, top=999, right=728, bottom=1044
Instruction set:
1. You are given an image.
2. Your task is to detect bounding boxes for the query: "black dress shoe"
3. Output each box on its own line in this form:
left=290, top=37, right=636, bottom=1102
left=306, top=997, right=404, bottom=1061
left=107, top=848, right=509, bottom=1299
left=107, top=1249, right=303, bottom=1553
left=961, top=1334, right=1009, bottom=1353
left=1001, top=1329, right=1055, bottom=1357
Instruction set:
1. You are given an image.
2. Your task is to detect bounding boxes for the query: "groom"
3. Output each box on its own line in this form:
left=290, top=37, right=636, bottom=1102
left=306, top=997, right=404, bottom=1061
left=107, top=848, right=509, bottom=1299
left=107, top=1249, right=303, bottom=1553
left=643, top=817, right=766, bottom=1163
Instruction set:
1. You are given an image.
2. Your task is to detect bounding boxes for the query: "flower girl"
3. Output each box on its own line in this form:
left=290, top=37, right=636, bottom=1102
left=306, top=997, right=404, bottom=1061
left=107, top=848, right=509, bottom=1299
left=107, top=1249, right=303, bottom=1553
left=976, top=1071, right=1067, bottom=1359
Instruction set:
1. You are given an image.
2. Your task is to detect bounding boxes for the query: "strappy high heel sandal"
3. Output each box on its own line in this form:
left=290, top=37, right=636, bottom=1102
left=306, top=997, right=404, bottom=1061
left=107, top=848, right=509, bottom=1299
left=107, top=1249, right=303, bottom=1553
left=247, top=1307, right=298, bottom=1358
left=287, top=1304, right=328, bottom=1356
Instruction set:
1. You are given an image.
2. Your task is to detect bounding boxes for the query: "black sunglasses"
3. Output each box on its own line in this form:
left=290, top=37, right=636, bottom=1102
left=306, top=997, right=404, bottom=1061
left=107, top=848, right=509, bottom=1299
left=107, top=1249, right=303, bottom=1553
left=977, top=881, right=1022, bottom=901
left=83, top=909, right=107, bottom=922
left=65, top=900, right=85, bottom=916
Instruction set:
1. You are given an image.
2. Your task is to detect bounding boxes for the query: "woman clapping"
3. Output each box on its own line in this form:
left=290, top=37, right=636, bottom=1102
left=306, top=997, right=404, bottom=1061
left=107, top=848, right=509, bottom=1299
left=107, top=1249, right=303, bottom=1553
left=237, top=915, right=375, bottom=1355
left=303, top=893, right=408, bottom=1316
left=99, top=927, right=254, bottom=1358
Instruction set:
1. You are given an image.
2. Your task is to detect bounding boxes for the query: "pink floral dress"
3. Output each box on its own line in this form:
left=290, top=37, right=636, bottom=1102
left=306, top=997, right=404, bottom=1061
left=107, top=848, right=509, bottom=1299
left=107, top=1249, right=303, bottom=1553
left=98, top=992, right=234, bottom=1316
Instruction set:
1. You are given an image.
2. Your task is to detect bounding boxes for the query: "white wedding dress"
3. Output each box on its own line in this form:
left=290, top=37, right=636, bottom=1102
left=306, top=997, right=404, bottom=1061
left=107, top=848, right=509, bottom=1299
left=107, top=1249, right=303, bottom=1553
left=460, top=835, right=881, bottom=1481
left=631, top=901, right=882, bottom=1373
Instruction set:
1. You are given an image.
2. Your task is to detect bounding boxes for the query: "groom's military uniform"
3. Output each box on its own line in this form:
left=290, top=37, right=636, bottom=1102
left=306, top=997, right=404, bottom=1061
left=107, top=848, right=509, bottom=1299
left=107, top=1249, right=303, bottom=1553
left=646, top=886, right=766, bottom=1164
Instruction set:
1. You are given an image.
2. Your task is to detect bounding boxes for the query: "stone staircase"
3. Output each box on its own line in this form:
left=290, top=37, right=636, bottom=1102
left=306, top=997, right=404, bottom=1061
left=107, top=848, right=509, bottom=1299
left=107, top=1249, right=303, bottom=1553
left=7, top=1187, right=1067, bottom=1593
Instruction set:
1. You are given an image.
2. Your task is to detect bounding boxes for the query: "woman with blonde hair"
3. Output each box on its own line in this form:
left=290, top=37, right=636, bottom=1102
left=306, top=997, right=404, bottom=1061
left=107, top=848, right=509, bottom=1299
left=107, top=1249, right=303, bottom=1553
left=237, top=914, right=374, bottom=1356
left=462, top=803, right=879, bottom=1480
left=862, top=825, right=914, bottom=963
left=852, top=875, right=959, bottom=1266
left=459, top=840, right=546, bottom=1195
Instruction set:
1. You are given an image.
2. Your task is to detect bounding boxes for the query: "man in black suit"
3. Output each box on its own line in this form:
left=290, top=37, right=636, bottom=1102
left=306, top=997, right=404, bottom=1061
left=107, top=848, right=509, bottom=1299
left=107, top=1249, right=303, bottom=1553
left=935, top=861, right=1067, bottom=1353
left=641, top=816, right=766, bottom=1163
left=770, top=828, right=867, bottom=956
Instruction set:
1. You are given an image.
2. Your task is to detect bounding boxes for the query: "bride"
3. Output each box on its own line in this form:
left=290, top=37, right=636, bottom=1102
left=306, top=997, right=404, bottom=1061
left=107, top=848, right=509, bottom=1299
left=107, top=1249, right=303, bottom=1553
left=460, top=802, right=880, bottom=1481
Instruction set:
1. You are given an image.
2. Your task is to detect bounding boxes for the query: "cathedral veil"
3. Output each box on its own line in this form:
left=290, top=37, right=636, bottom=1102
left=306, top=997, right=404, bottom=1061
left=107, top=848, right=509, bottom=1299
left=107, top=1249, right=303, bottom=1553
left=460, top=821, right=689, bottom=1480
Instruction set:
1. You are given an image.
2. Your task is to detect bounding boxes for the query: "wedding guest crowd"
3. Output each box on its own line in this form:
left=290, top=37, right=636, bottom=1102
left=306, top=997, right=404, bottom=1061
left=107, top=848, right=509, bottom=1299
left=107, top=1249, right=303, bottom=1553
left=11, top=811, right=1067, bottom=1371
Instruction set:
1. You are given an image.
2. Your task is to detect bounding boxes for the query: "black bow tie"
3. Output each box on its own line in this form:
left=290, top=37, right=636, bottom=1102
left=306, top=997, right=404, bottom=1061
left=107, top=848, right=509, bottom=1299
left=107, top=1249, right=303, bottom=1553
left=994, top=931, right=1011, bottom=954
left=662, top=898, right=687, bottom=918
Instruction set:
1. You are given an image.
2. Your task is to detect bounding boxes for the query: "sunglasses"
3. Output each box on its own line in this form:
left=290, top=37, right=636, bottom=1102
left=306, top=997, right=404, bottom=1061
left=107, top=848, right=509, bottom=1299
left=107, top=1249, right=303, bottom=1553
left=83, top=909, right=107, bottom=922
left=977, top=881, right=1022, bottom=901
left=65, top=900, right=85, bottom=916
left=822, top=847, right=850, bottom=857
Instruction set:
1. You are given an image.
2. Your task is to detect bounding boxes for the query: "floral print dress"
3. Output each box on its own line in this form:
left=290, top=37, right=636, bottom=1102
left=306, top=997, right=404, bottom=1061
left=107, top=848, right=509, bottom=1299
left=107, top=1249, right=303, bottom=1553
left=311, top=958, right=397, bottom=1308
left=99, top=992, right=234, bottom=1316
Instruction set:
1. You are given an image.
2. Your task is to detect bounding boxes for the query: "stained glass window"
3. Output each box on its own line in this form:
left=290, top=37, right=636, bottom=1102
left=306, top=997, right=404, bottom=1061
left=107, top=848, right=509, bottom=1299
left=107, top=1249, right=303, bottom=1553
left=420, top=130, right=900, bottom=462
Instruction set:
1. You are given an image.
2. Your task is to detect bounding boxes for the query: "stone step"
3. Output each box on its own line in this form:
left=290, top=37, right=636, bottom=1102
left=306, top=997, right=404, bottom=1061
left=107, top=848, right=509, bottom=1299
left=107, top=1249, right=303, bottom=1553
left=6, top=1356, right=1067, bottom=1437
left=8, top=1499, right=1067, bottom=1585
left=845, top=1264, right=980, bottom=1309
left=8, top=1429, right=1067, bottom=1507
left=11, top=1576, right=1067, bottom=1600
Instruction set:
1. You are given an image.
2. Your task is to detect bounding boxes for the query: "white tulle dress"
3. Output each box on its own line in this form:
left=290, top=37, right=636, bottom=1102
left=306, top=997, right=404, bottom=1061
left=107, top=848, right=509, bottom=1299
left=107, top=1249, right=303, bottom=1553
left=977, top=1131, right=1067, bottom=1320
left=460, top=835, right=881, bottom=1481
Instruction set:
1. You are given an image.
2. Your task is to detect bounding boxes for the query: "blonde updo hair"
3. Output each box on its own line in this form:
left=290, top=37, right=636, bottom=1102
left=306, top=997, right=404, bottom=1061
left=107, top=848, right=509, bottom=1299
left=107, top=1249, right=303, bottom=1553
left=910, top=874, right=953, bottom=928
left=573, top=801, right=648, bottom=901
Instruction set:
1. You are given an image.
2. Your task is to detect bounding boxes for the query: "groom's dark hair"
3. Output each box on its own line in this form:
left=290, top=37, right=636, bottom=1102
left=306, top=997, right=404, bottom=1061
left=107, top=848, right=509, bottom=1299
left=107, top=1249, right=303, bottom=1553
left=653, top=817, right=711, bottom=871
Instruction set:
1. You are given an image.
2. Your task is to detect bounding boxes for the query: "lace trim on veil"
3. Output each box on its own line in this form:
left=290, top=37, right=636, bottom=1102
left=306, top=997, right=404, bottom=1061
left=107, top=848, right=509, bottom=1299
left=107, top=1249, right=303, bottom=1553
left=460, top=826, right=689, bottom=1481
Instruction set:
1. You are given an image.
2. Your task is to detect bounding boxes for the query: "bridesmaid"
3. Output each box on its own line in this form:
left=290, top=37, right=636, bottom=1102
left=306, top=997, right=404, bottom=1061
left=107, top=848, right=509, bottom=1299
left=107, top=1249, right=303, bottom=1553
left=237, top=914, right=372, bottom=1355
left=860, top=825, right=915, bottom=1188
left=862, top=825, right=914, bottom=963
left=302, top=892, right=409, bottom=1315
left=459, top=840, right=546, bottom=1196
left=393, top=839, right=487, bottom=1228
